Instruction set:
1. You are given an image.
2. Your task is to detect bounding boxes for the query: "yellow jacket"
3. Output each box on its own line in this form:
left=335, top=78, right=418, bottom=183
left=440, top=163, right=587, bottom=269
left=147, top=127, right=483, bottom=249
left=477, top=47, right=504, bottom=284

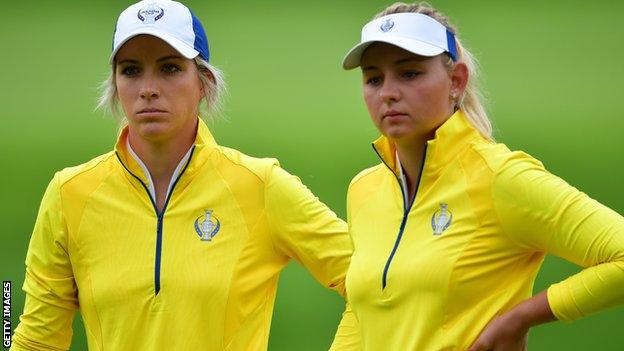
left=12, top=119, right=351, bottom=351
left=331, top=111, right=624, bottom=350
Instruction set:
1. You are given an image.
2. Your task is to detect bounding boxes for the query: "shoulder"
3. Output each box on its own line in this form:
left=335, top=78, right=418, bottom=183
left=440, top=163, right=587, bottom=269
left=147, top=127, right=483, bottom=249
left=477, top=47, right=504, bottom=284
left=468, top=140, right=545, bottom=176
left=55, top=151, right=116, bottom=188
left=347, top=164, right=387, bottom=205
left=37, top=151, right=115, bottom=213
left=215, top=145, right=281, bottom=183
left=349, top=164, right=386, bottom=190
left=468, top=140, right=571, bottom=208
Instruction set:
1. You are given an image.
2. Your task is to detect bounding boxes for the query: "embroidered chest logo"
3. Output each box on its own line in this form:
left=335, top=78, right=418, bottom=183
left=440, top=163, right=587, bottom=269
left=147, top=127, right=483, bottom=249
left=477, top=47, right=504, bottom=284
left=137, top=2, right=164, bottom=24
left=431, top=203, right=453, bottom=235
left=194, top=210, right=221, bottom=241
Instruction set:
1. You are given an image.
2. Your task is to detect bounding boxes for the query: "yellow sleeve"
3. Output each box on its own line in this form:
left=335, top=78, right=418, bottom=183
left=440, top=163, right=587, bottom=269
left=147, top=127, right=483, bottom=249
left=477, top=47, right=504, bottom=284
left=11, top=174, right=78, bottom=351
left=492, top=154, right=624, bottom=322
left=330, top=182, right=361, bottom=350
left=329, top=302, right=362, bottom=351
left=265, top=164, right=351, bottom=295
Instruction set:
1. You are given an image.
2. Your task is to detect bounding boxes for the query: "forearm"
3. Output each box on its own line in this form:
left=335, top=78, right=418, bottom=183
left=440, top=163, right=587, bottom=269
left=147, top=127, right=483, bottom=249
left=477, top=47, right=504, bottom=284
left=507, top=290, right=556, bottom=330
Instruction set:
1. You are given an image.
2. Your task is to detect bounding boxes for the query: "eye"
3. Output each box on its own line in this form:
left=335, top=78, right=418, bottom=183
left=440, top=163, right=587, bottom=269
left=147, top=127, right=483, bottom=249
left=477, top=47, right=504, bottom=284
left=162, top=63, right=181, bottom=74
left=365, top=76, right=382, bottom=86
left=120, top=65, right=140, bottom=77
left=402, top=70, right=422, bottom=79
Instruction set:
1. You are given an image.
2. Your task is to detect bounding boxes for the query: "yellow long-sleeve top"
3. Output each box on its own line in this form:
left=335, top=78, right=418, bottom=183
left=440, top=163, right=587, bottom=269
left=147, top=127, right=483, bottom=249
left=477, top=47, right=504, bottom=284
left=12, top=118, right=351, bottom=351
left=331, top=110, right=624, bottom=350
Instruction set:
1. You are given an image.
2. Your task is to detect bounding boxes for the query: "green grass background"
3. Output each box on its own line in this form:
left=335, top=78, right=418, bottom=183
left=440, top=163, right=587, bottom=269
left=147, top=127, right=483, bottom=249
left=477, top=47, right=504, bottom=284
left=1, top=0, right=623, bottom=349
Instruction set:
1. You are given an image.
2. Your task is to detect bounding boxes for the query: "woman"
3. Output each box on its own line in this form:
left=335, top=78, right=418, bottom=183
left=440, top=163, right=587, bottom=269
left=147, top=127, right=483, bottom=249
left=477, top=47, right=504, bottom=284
left=11, top=1, right=351, bottom=350
left=331, top=2, right=624, bottom=350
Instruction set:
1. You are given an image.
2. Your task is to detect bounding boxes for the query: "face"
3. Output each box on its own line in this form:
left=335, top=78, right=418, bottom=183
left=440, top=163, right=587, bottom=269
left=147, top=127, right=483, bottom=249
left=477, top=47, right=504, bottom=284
left=360, top=43, right=467, bottom=142
left=115, top=35, right=203, bottom=144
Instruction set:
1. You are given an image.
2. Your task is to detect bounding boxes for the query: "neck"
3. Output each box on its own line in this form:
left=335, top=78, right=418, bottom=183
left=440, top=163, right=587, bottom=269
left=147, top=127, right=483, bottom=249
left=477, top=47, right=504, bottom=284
left=127, top=121, right=197, bottom=188
left=395, top=135, right=428, bottom=203
left=127, top=123, right=196, bottom=213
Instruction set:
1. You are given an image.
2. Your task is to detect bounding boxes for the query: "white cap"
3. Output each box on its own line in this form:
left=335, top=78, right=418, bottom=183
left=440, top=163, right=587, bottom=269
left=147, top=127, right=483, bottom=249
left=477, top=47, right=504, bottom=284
left=342, top=13, right=457, bottom=70
left=110, top=0, right=209, bottom=64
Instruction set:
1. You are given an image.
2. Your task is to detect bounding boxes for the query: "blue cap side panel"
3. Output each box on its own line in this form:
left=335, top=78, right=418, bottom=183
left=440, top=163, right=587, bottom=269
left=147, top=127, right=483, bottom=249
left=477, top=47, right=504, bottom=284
left=190, top=11, right=210, bottom=62
left=446, top=29, right=458, bottom=61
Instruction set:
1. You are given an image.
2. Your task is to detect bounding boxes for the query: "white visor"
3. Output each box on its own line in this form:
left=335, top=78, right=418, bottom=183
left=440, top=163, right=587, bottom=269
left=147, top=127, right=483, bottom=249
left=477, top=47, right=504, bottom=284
left=342, top=13, right=457, bottom=70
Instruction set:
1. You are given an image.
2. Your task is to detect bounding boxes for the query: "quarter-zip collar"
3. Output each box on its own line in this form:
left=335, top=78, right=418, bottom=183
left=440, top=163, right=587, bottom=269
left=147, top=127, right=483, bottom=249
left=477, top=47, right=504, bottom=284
left=372, top=109, right=485, bottom=179
left=125, top=138, right=193, bottom=201
left=114, top=117, right=219, bottom=186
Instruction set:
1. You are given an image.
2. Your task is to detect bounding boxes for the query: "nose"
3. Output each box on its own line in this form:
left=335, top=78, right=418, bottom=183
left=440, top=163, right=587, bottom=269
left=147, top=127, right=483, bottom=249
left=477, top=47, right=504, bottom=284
left=139, top=73, right=160, bottom=100
left=378, top=77, right=400, bottom=103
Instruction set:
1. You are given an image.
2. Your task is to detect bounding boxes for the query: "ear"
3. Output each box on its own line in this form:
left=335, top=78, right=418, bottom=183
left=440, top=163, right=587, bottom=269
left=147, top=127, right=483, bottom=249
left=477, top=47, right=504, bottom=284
left=198, top=68, right=215, bottom=98
left=449, top=62, right=468, bottom=98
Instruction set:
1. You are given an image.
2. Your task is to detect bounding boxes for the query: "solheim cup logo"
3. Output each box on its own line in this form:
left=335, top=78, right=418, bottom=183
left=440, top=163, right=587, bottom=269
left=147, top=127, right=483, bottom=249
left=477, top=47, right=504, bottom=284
left=431, top=203, right=453, bottom=235
left=380, top=18, right=394, bottom=32
left=137, top=2, right=164, bottom=24
left=194, top=210, right=221, bottom=241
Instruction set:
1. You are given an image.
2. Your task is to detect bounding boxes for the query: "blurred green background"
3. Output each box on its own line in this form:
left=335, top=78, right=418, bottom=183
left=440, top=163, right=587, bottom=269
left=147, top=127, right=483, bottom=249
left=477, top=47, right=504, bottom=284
left=1, top=0, right=623, bottom=350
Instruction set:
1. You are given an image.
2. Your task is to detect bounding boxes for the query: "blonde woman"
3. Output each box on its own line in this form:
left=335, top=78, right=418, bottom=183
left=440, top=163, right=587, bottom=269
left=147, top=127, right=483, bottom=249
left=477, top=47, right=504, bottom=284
left=331, top=2, right=624, bottom=350
left=11, top=1, right=351, bottom=350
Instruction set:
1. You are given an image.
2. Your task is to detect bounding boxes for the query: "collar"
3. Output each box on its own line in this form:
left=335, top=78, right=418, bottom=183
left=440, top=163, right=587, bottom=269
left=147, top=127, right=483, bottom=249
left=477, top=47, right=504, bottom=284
left=114, top=117, right=219, bottom=188
left=396, top=151, right=409, bottom=208
left=372, top=110, right=484, bottom=179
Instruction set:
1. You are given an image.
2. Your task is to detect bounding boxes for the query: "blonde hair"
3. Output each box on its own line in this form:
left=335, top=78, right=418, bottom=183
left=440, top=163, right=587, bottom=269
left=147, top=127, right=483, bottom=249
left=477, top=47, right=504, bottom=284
left=96, top=56, right=226, bottom=123
left=375, top=2, right=493, bottom=140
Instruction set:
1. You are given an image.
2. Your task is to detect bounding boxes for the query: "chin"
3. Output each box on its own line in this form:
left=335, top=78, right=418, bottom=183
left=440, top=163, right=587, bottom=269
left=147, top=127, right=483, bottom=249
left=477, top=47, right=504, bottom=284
left=381, top=126, right=415, bottom=140
left=136, top=122, right=174, bottom=143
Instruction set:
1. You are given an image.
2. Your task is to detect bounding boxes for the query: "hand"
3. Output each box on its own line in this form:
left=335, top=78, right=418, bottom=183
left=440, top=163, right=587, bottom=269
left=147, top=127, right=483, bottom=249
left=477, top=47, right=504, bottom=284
left=466, top=312, right=528, bottom=351
left=467, top=290, right=555, bottom=351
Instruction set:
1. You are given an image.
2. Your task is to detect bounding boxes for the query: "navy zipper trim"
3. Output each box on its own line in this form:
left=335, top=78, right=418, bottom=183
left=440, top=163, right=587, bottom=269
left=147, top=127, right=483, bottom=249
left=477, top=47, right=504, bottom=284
left=153, top=147, right=195, bottom=294
left=372, top=144, right=427, bottom=290
left=115, top=153, right=158, bottom=209
left=155, top=214, right=164, bottom=294
left=115, top=146, right=196, bottom=295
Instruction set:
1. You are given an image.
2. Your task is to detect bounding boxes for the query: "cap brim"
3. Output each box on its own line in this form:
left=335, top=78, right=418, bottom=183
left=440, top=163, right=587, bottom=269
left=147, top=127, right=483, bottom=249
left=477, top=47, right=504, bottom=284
left=109, top=29, right=199, bottom=64
left=342, top=36, right=445, bottom=70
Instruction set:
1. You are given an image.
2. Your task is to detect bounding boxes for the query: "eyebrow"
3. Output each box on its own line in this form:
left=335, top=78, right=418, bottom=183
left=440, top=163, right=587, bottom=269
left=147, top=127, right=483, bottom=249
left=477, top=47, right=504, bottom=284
left=362, top=56, right=429, bottom=71
left=117, top=59, right=139, bottom=65
left=116, top=55, right=185, bottom=65
left=156, top=55, right=184, bottom=62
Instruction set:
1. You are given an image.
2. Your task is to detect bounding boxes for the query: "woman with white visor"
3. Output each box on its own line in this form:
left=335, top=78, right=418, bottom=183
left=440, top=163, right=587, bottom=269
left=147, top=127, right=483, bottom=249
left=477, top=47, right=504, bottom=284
left=329, top=2, right=624, bottom=350
left=11, top=1, right=352, bottom=350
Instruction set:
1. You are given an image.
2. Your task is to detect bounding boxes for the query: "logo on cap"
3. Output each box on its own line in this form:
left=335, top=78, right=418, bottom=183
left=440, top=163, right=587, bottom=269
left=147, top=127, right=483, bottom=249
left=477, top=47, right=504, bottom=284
left=380, top=18, right=394, bottom=32
left=137, top=3, right=164, bottom=24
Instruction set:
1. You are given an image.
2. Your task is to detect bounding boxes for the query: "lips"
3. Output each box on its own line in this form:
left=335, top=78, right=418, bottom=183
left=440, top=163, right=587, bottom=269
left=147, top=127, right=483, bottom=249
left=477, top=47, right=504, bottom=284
left=136, top=108, right=168, bottom=118
left=382, top=110, right=407, bottom=119
left=137, top=108, right=167, bottom=114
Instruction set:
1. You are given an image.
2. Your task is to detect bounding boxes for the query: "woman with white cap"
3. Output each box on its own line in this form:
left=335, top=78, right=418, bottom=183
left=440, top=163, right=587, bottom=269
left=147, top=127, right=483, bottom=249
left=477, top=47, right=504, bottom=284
left=11, top=1, right=351, bottom=350
left=330, top=2, right=624, bottom=350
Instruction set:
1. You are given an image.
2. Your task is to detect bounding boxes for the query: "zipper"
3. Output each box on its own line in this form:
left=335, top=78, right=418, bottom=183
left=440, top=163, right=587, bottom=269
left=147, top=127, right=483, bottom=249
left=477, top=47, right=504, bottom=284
left=115, top=146, right=196, bottom=295
left=372, top=144, right=427, bottom=290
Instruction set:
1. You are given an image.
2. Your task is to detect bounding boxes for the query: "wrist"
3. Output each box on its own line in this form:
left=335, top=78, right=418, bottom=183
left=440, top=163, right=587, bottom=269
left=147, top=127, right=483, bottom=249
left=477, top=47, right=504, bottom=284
left=506, top=302, right=533, bottom=332
left=506, top=290, right=556, bottom=331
